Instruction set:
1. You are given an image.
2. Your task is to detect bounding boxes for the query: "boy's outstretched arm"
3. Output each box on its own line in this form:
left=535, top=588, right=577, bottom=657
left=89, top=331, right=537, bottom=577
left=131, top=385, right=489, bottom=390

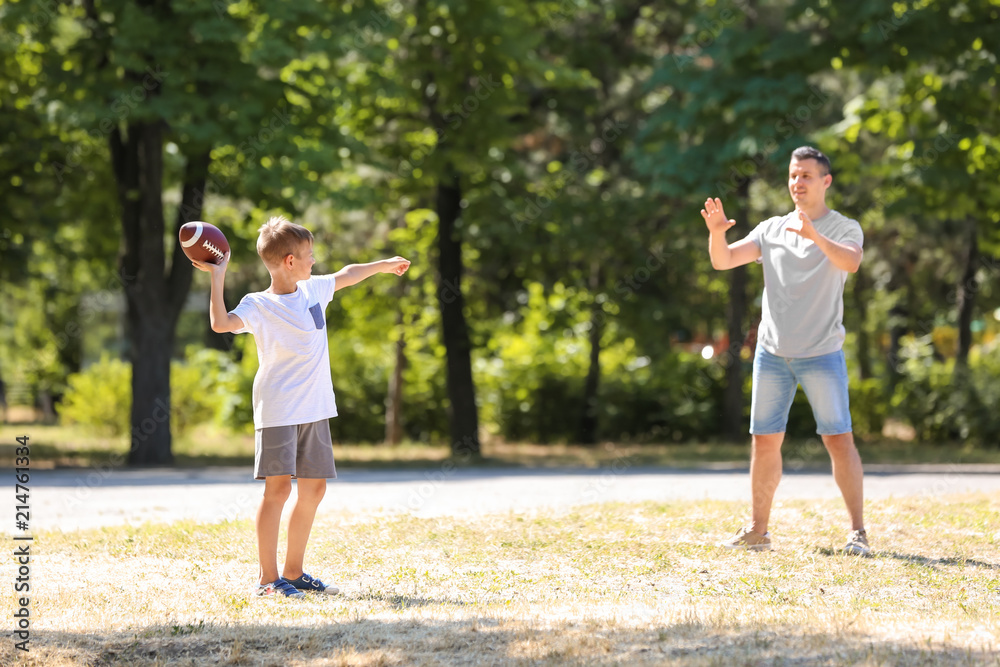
left=333, top=256, right=410, bottom=290
left=192, top=252, right=245, bottom=333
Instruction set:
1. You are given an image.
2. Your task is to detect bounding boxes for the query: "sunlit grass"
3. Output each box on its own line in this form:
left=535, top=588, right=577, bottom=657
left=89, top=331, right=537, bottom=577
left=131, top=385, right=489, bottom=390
left=3, top=495, right=999, bottom=665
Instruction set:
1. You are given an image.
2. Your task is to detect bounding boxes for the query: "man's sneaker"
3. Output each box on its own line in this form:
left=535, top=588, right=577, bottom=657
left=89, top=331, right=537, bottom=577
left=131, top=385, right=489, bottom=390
left=718, top=527, right=772, bottom=551
left=284, top=573, right=340, bottom=595
left=255, top=578, right=305, bottom=599
left=844, top=529, right=870, bottom=556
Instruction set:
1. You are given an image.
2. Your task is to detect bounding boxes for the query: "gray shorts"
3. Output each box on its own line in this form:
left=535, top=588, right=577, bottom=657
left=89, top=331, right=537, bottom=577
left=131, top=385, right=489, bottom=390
left=254, top=419, right=337, bottom=480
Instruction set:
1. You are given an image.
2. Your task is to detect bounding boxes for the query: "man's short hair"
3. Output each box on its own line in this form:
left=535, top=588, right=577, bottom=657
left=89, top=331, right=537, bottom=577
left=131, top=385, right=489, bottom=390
left=256, top=215, right=313, bottom=267
left=791, top=146, right=831, bottom=176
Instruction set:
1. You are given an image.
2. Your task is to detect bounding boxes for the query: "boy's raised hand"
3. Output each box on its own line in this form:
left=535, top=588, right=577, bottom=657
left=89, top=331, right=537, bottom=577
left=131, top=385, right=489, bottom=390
left=192, top=251, right=231, bottom=277
left=701, top=198, right=736, bottom=234
left=384, top=256, right=411, bottom=276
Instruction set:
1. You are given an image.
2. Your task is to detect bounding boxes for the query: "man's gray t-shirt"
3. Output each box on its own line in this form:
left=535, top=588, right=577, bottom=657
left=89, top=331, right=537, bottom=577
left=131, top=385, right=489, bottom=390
left=747, top=209, right=863, bottom=359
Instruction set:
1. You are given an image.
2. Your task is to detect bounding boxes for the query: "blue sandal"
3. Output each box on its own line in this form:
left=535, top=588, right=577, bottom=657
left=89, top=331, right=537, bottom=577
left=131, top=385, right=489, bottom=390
left=255, top=578, right=305, bottom=599
left=284, top=573, right=340, bottom=595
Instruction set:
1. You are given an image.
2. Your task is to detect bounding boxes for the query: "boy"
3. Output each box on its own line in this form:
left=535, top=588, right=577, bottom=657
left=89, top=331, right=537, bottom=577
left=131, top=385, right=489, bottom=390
left=193, top=215, right=410, bottom=597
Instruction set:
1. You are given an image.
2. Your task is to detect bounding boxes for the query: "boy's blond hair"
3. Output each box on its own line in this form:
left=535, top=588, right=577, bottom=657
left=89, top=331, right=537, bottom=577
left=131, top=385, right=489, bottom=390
left=256, top=215, right=313, bottom=267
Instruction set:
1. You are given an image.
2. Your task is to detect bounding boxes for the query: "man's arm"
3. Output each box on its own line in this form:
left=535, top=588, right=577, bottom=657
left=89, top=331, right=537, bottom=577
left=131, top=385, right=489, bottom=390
left=333, top=256, right=411, bottom=290
left=702, top=197, right=762, bottom=270
left=787, top=210, right=863, bottom=273
left=192, top=252, right=245, bottom=333
left=710, top=236, right=762, bottom=270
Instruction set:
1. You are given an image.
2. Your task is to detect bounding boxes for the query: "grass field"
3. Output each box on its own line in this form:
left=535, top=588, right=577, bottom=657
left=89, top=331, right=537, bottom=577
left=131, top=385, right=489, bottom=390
left=4, top=422, right=1000, bottom=470
left=3, top=494, right=999, bottom=665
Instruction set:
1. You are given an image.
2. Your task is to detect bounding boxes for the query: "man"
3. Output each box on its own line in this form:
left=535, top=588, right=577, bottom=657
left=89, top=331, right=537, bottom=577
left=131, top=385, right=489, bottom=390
left=702, top=146, right=869, bottom=555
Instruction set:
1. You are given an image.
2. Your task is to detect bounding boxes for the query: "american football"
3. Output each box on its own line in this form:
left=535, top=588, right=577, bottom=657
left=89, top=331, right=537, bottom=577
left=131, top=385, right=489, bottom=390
left=179, top=221, right=230, bottom=264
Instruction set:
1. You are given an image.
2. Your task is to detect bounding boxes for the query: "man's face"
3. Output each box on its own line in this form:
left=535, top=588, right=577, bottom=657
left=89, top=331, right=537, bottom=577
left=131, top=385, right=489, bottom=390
left=788, top=158, right=831, bottom=208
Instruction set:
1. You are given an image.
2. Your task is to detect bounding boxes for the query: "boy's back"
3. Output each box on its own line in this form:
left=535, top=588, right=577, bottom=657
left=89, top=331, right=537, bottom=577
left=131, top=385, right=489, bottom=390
left=232, top=274, right=338, bottom=429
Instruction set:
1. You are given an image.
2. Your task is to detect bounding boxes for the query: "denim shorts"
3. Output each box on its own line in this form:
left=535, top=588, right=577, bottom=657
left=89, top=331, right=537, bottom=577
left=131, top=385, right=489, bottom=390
left=749, top=346, right=852, bottom=436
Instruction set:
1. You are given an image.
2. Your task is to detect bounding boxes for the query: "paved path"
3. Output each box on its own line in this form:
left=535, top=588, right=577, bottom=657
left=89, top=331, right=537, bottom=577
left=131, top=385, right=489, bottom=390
left=14, top=463, right=1000, bottom=532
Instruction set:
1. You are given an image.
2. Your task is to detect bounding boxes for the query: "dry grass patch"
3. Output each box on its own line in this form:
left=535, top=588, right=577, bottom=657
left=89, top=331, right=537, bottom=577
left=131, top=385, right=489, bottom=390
left=3, top=494, right=999, bottom=665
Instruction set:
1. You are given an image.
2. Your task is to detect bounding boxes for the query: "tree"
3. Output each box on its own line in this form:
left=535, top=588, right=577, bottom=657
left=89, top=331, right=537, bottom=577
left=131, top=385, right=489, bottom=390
left=637, top=0, right=836, bottom=440
left=0, top=18, right=119, bottom=412
left=818, top=0, right=1000, bottom=373
left=327, top=0, right=581, bottom=454
left=1, top=0, right=357, bottom=462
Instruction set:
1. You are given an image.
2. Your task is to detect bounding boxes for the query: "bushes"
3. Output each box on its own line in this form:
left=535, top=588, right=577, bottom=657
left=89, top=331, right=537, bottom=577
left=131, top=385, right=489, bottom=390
left=848, top=377, right=887, bottom=439
left=59, top=355, right=131, bottom=436
left=59, top=330, right=1000, bottom=447
left=60, top=349, right=243, bottom=438
left=478, top=284, right=727, bottom=443
left=890, top=337, right=1000, bottom=445
left=171, top=347, right=243, bottom=436
left=487, top=359, right=728, bottom=445
left=596, top=353, right=725, bottom=443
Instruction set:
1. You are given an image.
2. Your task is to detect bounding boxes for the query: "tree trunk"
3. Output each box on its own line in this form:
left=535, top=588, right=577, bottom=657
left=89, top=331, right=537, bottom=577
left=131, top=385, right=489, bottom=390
left=577, top=261, right=602, bottom=445
left=204, top=322, right=232, bottom=351
left=0, top=365, right=6, bottom=423
left=722, top=179, right=751, bottom=441
left=385, top=307, right=406, bottom=445
left=955, top=218, right=979, bottom=369
left=112, top=121, right=209, bottom=465
left=886, top=261, right=911, bottom=390
left=436, top=171, right=480, bottom=456
left=853, top=266, right=872, bottom=380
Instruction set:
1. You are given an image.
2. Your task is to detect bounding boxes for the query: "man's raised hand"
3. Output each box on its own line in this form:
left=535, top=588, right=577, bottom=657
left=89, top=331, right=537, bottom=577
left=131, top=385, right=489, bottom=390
left=701, top=198, right=736, bottom=234
left=785, top=208, right=819, bottom=242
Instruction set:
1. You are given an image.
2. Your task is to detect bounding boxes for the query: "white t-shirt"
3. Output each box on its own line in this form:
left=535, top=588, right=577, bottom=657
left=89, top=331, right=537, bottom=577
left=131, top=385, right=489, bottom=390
left=747, top=209, right=864, bottom=358
left=230, top=275, right=338, bottom=429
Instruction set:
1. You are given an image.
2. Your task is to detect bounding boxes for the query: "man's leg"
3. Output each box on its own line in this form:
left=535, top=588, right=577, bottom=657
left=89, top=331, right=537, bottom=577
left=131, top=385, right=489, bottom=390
left=746, top=347, right=797, bottom=537
left=793, top=349, right=864, bottom=533
left=257, top=475, right=292, bottom=584
left=750, top=432, right=785, bottom=535
left=282, top=478, right=327, bottom=581
left=822, top=432, right=864, bottom=531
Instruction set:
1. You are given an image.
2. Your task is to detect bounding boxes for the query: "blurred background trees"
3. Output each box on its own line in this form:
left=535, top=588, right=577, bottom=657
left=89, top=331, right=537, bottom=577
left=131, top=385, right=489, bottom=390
left=1, top=0, right=997, bottom=461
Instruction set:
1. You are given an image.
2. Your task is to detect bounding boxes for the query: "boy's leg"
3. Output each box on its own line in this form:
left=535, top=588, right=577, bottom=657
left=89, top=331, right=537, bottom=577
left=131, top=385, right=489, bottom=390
left=257, top=475, right=292, bottom=584
left=282, top=478, right=327, bottom=580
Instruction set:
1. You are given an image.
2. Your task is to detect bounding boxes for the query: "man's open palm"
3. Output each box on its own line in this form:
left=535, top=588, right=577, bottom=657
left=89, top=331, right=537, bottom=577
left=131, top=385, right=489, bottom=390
left=701, top=198, right=736, bottom=234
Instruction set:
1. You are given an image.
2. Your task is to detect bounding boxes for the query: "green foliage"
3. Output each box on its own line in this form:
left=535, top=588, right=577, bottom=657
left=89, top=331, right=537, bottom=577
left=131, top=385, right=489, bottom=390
left=478, top=281, right=591, bottom=442
left=60, top=350, right=245, bottom=438
left=849, top=377, right=888, bottom=440
left=598, top=352, right=726, bottom=444
left=221, top=336, right=258, bottom=434
left=5, top=0, right=1000, bottom=452
left=59, top=355, right=131, bottom=436
left=890, top=338, right=1000, bottom=445
left=479, top=282, right=726, bottom=443
left=170, top=348, right=243, bottom=437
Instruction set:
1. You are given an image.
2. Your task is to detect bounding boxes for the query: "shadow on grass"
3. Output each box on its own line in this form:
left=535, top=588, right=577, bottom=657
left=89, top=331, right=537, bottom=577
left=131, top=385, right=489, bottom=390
left=815, top=547, right=1000, bottom=571
left=8, top=620, right=995, bottom=666
left=345, top=591, right=471, bottom=609
left=877, top=551, right=1000, bottom=571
